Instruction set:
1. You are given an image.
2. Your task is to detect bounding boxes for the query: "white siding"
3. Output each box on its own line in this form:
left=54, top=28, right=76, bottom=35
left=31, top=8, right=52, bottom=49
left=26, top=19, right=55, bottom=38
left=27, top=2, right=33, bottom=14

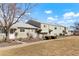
left=40, top=23, right=66, bottom=36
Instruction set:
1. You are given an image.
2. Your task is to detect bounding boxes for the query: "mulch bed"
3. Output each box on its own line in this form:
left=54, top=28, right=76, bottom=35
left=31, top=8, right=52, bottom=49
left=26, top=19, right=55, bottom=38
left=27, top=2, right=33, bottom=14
left=0, top=39, right=43, bottom=47
left=19, top=38, right=43, bottom=43
left=0, top=40, right=21, bottom=47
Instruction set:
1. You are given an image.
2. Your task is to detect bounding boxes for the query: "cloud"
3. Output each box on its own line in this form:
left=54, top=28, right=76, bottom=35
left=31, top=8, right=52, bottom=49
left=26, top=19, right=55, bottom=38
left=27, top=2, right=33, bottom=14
left=25, top=12, right=31, bottom=15
left=57, top=19, right=75, bottom=27
left=47, top=17, right=56, bottom=20
left=57, top=21, right=68, bottom=27
left=46, top=11, right=79, bottom=27
left=58, top=20, right=74, bottom=24
left=75, top=13, right=79, bottom=17
left=63, top=12, right=79, bottom=19
left=45, top=10, right=52, bottom=14
left=47, top=16, right=58, bottom=23
left=47, top=17, right=57, bottom=20
left=62, top=12, right=79, bottom=26
left=64, top=12, right=74, bottom=17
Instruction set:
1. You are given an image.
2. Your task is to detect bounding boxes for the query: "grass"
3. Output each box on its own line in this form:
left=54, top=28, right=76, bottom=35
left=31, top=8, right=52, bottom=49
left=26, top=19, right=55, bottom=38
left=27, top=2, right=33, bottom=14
left=0, top=36, right=79, bottom=56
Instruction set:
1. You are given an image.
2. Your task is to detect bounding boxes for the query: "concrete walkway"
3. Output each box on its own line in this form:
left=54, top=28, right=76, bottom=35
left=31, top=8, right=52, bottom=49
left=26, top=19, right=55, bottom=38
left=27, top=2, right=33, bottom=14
left=15, top=40, right=26, bottom=44
left=0, top=36, right=74, bottom=50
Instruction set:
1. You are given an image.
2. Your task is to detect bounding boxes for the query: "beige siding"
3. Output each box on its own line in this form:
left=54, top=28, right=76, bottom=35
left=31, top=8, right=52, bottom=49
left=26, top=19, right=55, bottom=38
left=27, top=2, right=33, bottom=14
left=0, top=33, right=5, bottom=41
left=41, top=24, right=49, bottom=33
left=15, top=28, right=37, bottom=39
left=49, top=25, right=65, bottom=36
left=40, top=23, right=66, bottom=36
left=15, top=29, right=26, bottom=39
left=66, top=28, right=73, bottom=35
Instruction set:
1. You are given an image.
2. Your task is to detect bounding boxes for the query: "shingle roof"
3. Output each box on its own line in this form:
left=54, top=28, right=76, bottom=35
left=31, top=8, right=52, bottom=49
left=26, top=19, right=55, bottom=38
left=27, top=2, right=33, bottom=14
left=27, top=19, right=66, bottom=28
left=27, top=20, right=41, bottom=28
left=11, top=22, right=37, bottom=29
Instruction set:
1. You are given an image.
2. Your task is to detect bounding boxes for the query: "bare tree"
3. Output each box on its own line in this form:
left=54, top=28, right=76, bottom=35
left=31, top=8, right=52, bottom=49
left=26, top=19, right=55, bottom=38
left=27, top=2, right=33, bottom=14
left=72, top=22, right=79, bottom=35
left=0, top=3, right=37, bottom=41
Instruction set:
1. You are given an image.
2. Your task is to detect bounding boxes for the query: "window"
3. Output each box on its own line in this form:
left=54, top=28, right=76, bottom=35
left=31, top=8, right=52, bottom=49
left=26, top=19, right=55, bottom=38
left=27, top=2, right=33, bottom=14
left=44, top=25, right=46, bottom=27
left=0, top=28, right=2, bottom=33
left=59, top=33, right=63, bottom=36
left=54, top=27, right=57, bottom=30
left=10, top=29, right=15, bottom=33
left=20, top=28, right=25, bottom=32
left=0, top=28, right=4, bottom=33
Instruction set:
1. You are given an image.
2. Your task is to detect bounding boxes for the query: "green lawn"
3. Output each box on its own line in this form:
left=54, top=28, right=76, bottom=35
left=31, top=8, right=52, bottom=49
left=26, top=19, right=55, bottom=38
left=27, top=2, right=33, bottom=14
left=0, top=36, right=79, bottom=56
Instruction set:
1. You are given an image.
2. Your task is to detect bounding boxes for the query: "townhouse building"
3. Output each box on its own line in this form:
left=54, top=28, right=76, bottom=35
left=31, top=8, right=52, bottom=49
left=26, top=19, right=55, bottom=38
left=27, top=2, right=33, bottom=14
left=0, top=20, right=73, bottom=41
left=0, top=22, right=38, bottom=40
left=27, top=20, right=72, bottom=37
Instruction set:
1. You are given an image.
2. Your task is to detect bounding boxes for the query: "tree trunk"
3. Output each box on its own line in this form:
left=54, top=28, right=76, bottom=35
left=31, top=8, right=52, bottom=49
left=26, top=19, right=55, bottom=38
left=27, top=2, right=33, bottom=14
left=37, top=33, right=40, bottom=39
left=5, top=30, right=10, bottom=42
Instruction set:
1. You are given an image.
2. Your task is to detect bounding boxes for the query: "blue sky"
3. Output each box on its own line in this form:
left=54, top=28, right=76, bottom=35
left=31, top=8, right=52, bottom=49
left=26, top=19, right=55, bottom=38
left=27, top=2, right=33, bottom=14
left=26, top=3, right=79, bottom=27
